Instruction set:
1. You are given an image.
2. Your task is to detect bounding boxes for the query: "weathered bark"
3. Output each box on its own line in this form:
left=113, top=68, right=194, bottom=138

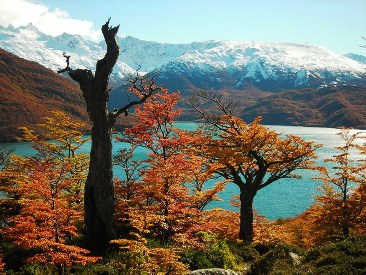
left=239, top=186, right=256, bottom=243
left=58, top=18, right=158, bottom=255
left=227, top=163, right=261, bottom=243
left=67, top=19, right=120, bottom=255
left=84, top=113, right=115, bottom=254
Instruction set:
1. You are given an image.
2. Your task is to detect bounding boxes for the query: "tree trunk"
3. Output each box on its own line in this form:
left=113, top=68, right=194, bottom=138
left=59, top=19, right=158, bottom=255
left=239, top=186, right=256, bottom=243
left=56, top=263, right=66, bottom=275
left=342, top=203, right=350, bottom=237
left=84, top=108, right=115, bottom=254
left=63, top=19, right=120, bottom=255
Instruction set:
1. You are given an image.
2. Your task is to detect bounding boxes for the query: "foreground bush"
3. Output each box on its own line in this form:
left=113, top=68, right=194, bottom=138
left=303, top=234, right=366, bottom=274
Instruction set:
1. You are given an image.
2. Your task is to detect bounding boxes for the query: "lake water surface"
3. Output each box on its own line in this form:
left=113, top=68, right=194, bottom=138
left=2, top=123, right=365, bottom=220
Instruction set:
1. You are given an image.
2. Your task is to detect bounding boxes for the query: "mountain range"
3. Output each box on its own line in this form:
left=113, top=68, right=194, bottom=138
left=1, top=23, right=366, bottom=93
left=1, top=23, right=366, bottom=142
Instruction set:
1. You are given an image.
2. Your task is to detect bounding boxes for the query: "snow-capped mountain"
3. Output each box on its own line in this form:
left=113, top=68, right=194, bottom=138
left=0, top=23, right=136, bottom=80
left=1, top=23, right=365, bottom=91
left=344, top=53, right=366, bottom=65
left=155, top=41, right=366, bottom=91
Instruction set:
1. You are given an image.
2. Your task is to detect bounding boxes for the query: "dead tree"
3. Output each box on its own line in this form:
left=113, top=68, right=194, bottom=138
left=58, top=18, right=160, bottom=255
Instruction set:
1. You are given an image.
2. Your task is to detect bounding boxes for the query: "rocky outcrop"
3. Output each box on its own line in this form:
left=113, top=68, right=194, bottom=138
left=190, top=268, right=239, bottom=275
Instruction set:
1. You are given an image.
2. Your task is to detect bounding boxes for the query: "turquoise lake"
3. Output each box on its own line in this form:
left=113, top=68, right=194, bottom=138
left=2, top=123, right=365, bottom=220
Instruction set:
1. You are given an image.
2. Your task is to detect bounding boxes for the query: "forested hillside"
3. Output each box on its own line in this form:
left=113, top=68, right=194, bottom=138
left=239, top=85, right=366, bottom=129
left=0, top=49, right=88, bottom=141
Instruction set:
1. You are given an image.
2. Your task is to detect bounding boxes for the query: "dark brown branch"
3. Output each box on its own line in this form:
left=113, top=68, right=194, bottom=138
left=189, top=90, right=237, bottom=117
left=109, top=74, right=162, bottom=125
left=95, top=18, right=120, bottom=82
left=57, top=52, right=71, bottom=74
left=188, top=89, right=238, bottom=130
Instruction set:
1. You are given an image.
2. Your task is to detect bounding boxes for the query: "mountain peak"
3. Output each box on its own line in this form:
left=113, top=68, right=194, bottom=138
left=25, top=22, right=38, bottom=30
left=16, top=22, right=43, bottom=37
left=5, top=24, right=16, bottom=31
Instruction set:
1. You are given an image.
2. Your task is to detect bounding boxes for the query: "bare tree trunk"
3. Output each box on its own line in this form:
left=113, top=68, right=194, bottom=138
left=84, top=102, right=115, bottom=254
left=58, top=18, right=159, bottom=255
left=62, top=19, right=120, bottom=255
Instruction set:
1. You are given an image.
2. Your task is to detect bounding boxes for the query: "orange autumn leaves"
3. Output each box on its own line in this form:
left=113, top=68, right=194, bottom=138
left=0, top=111, right=98, bottom=272
left=112, top=89, right=227, bottom=273
left=1, top=87, right=365, bottom=273
left=114, top=89, right=225, bottom=244
left=6, top=159, right=98, bottom=267
left=246, top=128, right=366, bottom=247
left=189, top=111, right=320, bottom=242
left=112, top=88, right=320, bottom=254
left=197, top=115, right=319, bottom=182
left=287, top=128, right=366, bottom=246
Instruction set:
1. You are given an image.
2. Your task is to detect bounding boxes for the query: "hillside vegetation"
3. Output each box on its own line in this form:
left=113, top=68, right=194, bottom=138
left=239, top=85, right=366, bottom=129
left=0, top=49, right=88, bottom=141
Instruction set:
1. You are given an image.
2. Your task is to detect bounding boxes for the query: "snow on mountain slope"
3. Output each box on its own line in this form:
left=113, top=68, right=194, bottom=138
left=0, top=23, right=365, bottom=91
left=157, top=40, right=366, bottom=90
left=344, top=53, right=366, bottom=65
left=0, top=23, right=135, bottom=79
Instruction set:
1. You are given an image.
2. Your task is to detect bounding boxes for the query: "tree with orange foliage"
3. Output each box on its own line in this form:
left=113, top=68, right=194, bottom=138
left=190, top=93, right=319, bottom=243
left=308, top=128, right=366, bottom=242
left=32, top=110, right=90, bottom=159
left=0, top=111, right=88, bottom=228
left=6, top=158, right=99, bottom=274
left=115, top=89, right=224, bottom=246
left=14, top=111, right=88, bottom=220
left=1, top=112, right=97, bottom=274
left=111, top=89, right=229, bottom=273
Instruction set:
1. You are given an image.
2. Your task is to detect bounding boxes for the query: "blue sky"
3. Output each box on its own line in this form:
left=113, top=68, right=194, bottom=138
left=0, top=0, right=365, bottom=55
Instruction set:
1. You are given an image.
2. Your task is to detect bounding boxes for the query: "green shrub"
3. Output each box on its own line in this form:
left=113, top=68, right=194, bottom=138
left=180, top=248, right=213, bottom=270
left=303, top=234, right=366, bottom=275
left=207, top=240, right=239, bottom=269
left=20, top=264, right=54, bottom=275
left=228, top=242, right=260, bottom=262
left=250, top=243, right=304, bottom=275
left=71, top=251, right=148, bottom=275
left=180, top=239, right=242, bottom=271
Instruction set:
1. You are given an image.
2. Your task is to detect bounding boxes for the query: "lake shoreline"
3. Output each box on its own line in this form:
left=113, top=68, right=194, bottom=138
left=2, top=123, right=365, bottom=220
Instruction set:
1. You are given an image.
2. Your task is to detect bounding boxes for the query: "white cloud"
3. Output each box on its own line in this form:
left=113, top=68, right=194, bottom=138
left=0, top=0, right=101, bottom=41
